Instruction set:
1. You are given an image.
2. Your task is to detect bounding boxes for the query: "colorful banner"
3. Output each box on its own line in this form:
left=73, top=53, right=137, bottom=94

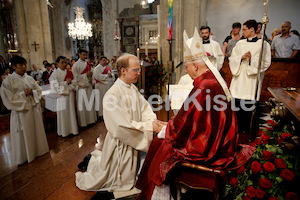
left=168, top=0, right=173, bottom=40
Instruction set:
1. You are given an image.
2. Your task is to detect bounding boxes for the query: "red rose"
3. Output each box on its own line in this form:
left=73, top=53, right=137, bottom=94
left=266, top=127, right=273, bottom=132
left=254, top=138, right=263, bottom=145
left=260, top=178, right=273, bottom=188
left=269, top=197, right=278, bottom=200
left=277, top=137, right=282, bottom=144
left=281, top=169, right=295, bottom=181
left=246, top=186, right=256, bottom=198
left=230, top=177, right=238, bottom=188
left=266, top=120, right=278, bottom=127
left=274, top=158, right=287, bottom=169
left=242, top=196, right=252, bottom=200
left=251, top=160, right=262, bottom=174
left=250, top=141, right=256, bottom=147
left=237, top=166, right=246, bottom=174
left=281, top=132, right=292, bottom=141
left=261, top=134, right=271, bottom=144
left=263, top=162, right=275, bottom=172
left=256, top=188, right=266, bottom=199
left=263, top=150, right=274, bottom=160
left=286, top=192, right=299, bottom=200
left=258, top=130, right=265, bottom=136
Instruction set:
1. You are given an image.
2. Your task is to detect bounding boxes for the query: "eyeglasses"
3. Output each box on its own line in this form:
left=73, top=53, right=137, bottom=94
left=119, top=66, right=141, bottom=73
left=131, top=68, right=141, bottom=73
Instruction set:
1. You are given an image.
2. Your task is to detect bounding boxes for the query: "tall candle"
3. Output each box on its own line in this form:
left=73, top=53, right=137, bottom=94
left=145, top=42, right=148, bottom=58
left=168, top=0, right=173, bottom=40
left=137, top=48, right=140, bottom=60
left=157, top=35, right=161, bottom=62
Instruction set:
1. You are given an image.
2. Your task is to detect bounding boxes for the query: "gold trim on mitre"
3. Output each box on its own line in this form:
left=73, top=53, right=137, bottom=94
left=184, top=52, right=207, bottom=62
left=183, top=27, right=207, bottom=62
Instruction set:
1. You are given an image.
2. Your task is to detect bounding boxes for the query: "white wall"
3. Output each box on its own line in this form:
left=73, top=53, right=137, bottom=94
left=207, top=0, right=300, bottom=46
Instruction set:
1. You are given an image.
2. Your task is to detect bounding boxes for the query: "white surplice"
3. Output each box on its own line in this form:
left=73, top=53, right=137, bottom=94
left=49, top=68, right=78, bottom=137
left=229, top=38, right=271, bottom=101
left=93, top=64, right=115, bottom=117
left=75, top=78, right=157, bottom=191
left=203, top=40, right=224, bottom=70
left=72, top=59, right=97, bottom=127
left=0, top=72, right=49, bottom=165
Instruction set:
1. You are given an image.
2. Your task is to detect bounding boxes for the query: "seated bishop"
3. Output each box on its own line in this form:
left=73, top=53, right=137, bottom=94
left=136, top=28, right=255, bottom=200
left=49, top=56, right=78, bottom=137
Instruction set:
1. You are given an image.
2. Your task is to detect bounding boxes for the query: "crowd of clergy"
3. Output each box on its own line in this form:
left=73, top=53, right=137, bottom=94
left=0, top=18, right=299, bottom=199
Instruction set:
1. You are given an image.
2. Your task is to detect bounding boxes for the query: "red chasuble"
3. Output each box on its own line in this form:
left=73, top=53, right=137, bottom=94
left=136, top=70, right=254, bottom=199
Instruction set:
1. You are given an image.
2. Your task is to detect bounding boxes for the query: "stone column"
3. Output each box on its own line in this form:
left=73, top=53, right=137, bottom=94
left=101, top=0, right=118, bottom=59
left=14, top=0, right=30, bottom=67
left=200, top=0, right=208, bottom=26
left=39, top=0, right=53, bottom=63
left=14, top=0, right=53, bottom=70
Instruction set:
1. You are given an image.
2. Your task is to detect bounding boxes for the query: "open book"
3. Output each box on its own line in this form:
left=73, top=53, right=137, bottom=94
left=166, top=84, right=193, bottom=110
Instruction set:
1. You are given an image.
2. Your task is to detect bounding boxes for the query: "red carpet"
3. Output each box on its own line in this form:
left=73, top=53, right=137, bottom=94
left=0, top=115, right=10, bottom=135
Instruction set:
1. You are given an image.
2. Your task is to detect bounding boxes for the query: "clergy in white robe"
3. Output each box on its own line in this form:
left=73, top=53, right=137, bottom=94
left=72, top=49, right=97, bottom=127
left=200, top=26, right=224, bottom=70
left=75, top=53, right=158, bottom=191
left=0, top=56, right=49, bottom=165
left=49, top=56, right=78, bottom=137
left=93, top=56, right=115, bottom=117
left=229, top=20, right=271, bottom=133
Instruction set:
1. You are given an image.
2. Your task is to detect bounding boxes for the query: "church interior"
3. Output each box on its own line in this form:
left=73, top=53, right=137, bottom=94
left=0, top=0, right=300, bottom=199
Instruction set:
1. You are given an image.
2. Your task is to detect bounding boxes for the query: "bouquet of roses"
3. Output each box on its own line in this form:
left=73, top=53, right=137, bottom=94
left=223, top=120, right=299, bottom=200
left=143, top=57, right=167, bottom=95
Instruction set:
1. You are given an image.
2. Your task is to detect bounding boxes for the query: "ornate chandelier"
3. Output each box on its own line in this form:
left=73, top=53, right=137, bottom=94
left=68, top=6, right=92, bottom=40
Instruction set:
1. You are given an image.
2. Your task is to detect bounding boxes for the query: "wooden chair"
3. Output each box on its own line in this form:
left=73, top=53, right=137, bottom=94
left=174, top=162, right=225, bottom=200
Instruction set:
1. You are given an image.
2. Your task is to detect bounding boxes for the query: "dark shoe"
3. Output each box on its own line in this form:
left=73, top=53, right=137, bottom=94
left=78, top=154, right=92, bottom=171
left=91, top=191, right=114, bottom=200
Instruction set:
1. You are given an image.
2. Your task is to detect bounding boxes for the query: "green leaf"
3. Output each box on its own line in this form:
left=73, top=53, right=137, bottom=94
left=247, top=180, right=253, bottom=186
left=276, top=176, right=283, bottom=183
left=268, top=173, right=276, bottom=180
left=235, top=193, right=244, bottom=200
left=266, top=188, right=273, bottom=194
left=277, top=148, right=283, bottom=154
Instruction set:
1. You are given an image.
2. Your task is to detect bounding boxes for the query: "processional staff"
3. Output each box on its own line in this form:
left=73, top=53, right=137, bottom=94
left=249, top=0, right=270, bottom=142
